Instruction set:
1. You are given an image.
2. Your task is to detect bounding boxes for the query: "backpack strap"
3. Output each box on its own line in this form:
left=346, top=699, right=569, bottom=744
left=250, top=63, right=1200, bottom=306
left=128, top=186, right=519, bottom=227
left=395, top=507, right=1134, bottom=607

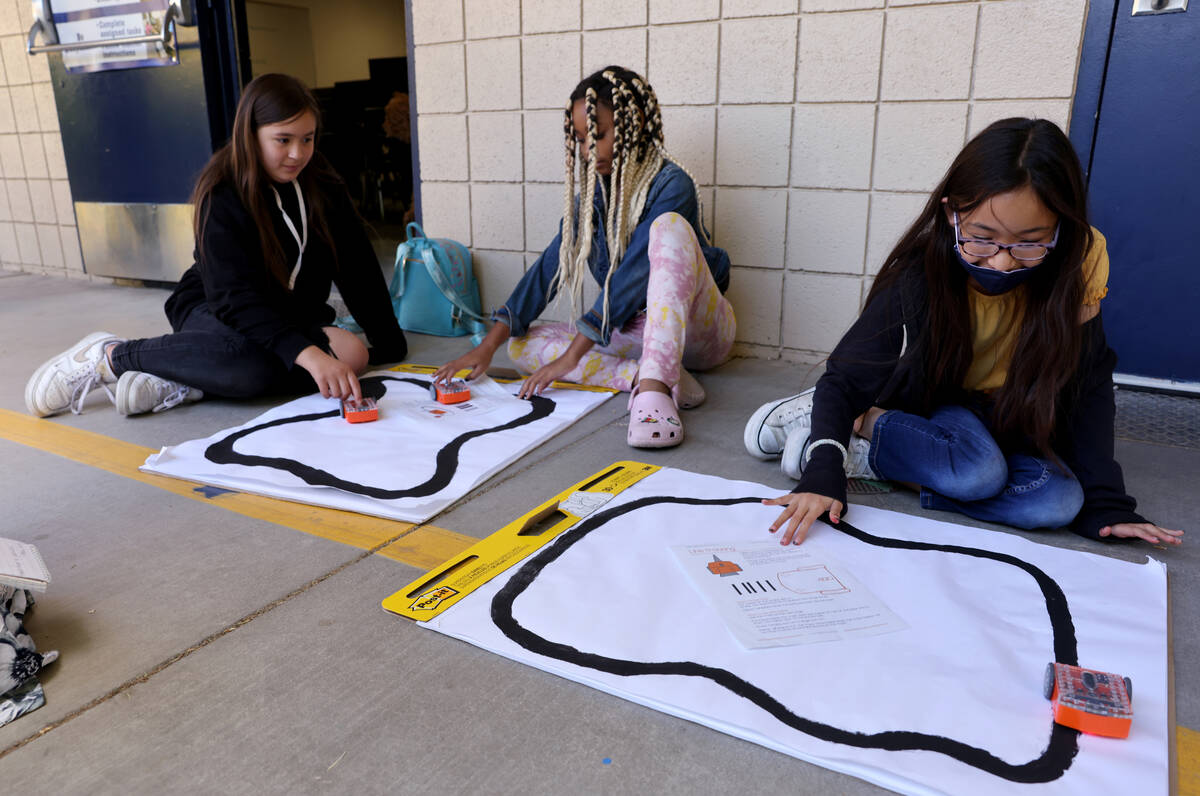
left=389, top=222, right=430, bottom=304
left=419, top=244, right=489, bottom=345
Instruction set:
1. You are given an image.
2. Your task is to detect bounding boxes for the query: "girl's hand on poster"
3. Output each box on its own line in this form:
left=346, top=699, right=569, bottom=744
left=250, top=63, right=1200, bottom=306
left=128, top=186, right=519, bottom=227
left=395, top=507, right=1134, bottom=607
left=518, top=355, right=576, bottom=398
left=1099, top=522, right=1184, bottom=546
left=434, top=347, right=495, bottom=384
left=762, top=492, right=844, bottom=546
left=296, top=345, right=362, bottom=401
left=435, top=322, right=510, bottom=385
left=517, top=332, right=593, bottom=398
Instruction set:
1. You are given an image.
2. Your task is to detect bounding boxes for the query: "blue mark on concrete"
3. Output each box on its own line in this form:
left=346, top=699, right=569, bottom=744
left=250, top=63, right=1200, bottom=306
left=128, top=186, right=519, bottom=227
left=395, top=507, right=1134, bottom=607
left=194, top=485, right=236, bottom=498
left=602, top=758, right=612, bottom=765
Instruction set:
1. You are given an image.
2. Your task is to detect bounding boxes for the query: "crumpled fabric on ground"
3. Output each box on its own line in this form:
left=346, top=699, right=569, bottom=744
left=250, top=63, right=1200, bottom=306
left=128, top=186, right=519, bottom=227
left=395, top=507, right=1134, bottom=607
left=0, top=586, right=57, bottom=727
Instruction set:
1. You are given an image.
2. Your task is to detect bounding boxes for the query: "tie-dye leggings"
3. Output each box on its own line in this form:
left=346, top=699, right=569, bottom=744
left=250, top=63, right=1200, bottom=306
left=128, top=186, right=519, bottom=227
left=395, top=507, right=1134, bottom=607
left=507, top=212, right=737, bottom=394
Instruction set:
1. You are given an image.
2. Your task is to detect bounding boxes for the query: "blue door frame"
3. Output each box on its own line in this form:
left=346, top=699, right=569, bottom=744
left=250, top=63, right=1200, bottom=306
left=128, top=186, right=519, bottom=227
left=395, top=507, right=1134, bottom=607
left=1070, top=0, right=1200, bottom=389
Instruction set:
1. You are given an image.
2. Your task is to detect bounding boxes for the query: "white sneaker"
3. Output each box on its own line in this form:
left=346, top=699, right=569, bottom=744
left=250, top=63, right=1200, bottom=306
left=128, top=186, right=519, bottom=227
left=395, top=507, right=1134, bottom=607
left=115, top=371, right=204, bottom=416
left=743, top=388, right=815, bottom=460
left=24, top=331, right=122, bottom=417
left=781, top=426, right=877, bottom=481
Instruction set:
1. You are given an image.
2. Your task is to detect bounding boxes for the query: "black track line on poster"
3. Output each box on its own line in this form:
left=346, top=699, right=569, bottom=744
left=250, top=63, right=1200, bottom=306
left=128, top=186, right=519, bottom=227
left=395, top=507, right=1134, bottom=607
left=491, top=495, right=1080, bottom=783
left=204, top=376, right=555, bottom=499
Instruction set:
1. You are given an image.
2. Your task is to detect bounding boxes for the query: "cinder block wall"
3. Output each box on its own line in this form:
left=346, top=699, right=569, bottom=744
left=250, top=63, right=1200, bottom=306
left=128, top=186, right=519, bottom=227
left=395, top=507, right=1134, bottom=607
left=410, top=0, right=1086, bottom=363
left=0, top=0, right=84, bottom=277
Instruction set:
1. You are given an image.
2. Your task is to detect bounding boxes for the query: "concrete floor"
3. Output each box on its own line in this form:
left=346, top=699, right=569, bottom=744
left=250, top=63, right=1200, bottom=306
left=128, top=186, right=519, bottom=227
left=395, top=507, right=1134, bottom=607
left=1, top=268, right=1195, bottom=794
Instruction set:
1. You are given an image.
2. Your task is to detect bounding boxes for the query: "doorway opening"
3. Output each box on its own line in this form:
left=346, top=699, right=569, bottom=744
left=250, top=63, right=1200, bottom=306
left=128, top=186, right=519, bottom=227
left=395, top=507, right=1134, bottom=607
left=244, top=0, right=414, bottom=277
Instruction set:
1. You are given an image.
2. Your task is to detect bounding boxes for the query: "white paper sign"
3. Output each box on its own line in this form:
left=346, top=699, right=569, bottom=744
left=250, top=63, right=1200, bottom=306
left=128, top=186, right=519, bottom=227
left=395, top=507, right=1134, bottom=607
left=671, top=541, right=907, bottom=648
left=53, top=0, right=175, bottom=74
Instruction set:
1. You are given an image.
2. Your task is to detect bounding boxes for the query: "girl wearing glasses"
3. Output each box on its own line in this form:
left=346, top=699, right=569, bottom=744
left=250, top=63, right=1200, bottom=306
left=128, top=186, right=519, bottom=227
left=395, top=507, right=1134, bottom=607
left=745, top=117, right=1183, bottom=548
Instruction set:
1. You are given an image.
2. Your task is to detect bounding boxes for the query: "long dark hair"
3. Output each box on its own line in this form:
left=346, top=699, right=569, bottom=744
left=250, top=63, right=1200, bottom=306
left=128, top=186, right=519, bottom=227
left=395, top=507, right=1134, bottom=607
left=192, top=73, right=339, bottom=286
left=867, top=118, right=1092, bottom=455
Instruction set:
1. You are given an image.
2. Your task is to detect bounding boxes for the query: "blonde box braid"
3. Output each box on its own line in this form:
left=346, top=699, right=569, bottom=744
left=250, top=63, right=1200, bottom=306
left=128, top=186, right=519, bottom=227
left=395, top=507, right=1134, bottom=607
left=552, top=87, right=599, bottom=321
left=551, top=67, right=711, bottom=338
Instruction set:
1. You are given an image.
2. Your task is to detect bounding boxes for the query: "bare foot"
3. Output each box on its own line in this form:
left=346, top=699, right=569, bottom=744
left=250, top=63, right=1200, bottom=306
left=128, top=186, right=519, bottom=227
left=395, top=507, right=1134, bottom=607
left=637, top=377, right=671, bottom=395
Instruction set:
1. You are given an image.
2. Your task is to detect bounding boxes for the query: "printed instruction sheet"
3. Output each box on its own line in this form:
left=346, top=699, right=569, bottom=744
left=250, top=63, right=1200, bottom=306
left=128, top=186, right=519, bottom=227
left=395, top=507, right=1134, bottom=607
left=671, top=541, right=907, bottom=648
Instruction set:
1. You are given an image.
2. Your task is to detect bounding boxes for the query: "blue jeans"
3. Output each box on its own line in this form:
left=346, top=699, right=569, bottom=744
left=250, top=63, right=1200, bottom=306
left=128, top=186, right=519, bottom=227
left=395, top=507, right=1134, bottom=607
left=109, top=304, right=328, bottom=399
left=868, top=405, right=1084, bottom=530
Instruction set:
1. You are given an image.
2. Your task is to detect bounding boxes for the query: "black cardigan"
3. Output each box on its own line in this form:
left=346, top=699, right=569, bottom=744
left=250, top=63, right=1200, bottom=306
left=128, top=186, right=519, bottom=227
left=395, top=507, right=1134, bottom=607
left=793, top=268, right=1147, bottom=541
left=165, top=176, right=406, bottom=367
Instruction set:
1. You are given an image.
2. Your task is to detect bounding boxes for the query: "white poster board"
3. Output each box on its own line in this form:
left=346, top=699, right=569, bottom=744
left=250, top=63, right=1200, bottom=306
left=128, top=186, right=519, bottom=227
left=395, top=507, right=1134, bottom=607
left=141, top=370, right=613, bottom=522
left=416, top=467, right=1170, bottom=795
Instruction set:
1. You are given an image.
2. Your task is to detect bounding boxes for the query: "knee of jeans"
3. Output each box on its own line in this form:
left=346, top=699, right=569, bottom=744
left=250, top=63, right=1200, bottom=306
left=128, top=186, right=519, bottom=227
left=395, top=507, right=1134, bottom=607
left=1007, top=479, right=1085, bottom=530
left=941, top=448, right=1009, bottom=502
left=216, top=357, right=280, bottom=398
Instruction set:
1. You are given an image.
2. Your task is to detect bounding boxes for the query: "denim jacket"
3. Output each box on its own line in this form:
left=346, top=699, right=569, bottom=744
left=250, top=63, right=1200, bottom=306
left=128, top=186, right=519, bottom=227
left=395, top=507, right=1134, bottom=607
left=493, top=162, right=730, bottom=346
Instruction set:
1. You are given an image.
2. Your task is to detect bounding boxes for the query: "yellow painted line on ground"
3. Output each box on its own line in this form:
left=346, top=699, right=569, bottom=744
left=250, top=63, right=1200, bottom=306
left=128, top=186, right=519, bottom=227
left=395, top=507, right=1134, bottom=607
left=0, top=409, right=473, bottom=568
left=1180, top=726, right=1200, bottom=795
left=375, top=527, right=477, bottom=571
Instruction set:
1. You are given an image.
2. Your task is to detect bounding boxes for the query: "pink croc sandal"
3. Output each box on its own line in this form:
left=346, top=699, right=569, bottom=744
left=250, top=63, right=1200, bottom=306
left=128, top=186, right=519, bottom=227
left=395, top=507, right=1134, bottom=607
left=627, top=384, right=684, bottom=448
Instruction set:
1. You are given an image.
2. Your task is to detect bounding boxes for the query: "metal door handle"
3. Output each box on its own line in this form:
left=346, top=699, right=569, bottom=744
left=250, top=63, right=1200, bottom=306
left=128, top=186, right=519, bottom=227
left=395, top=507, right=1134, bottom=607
left=1132, top=0, right=1188, bottom=15
left=27, top=1, right=179, bottom=55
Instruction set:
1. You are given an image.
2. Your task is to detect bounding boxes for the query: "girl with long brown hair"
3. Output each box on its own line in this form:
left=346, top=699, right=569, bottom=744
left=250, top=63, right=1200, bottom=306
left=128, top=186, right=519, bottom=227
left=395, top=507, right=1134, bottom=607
left=745, top=118, right=1182, bottom=548
left=25, top=74, right=405, bottom=418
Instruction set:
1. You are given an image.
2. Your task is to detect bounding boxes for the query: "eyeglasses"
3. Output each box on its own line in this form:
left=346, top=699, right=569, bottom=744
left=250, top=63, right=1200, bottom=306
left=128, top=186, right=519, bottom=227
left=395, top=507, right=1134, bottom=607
left=952, top=211, right=1059, bottom=262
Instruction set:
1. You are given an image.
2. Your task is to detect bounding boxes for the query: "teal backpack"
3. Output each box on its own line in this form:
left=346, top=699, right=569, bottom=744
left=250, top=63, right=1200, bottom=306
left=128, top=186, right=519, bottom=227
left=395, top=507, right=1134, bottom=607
left=388, top=223, right=487, bottom=344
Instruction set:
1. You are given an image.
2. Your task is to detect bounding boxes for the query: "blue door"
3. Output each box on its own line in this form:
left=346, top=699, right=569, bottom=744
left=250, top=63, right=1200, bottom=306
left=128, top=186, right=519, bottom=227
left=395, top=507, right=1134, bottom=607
left=1072, top=1, right=1200, bottom=386
left=43, top=1, right=245, bottom=282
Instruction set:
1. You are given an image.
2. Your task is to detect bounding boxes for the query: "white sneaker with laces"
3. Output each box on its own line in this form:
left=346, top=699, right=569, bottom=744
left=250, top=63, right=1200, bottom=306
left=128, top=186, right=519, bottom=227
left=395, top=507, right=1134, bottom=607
left=24, top=331, right=122, bottom=417
left=742, top=387, right=815, bottom=460
left=781, top=426, right=877, bottom=481
left=115, top=371, right=204, bottom=416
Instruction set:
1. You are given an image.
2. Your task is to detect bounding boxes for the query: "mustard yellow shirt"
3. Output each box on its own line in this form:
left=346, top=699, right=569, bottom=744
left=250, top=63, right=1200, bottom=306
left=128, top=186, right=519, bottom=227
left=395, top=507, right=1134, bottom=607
left=963, top=228, right=1110, bottom=392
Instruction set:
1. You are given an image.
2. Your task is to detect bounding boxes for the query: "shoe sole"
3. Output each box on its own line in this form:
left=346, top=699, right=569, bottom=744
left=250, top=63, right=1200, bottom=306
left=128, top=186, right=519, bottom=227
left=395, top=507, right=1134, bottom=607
left=628, top=428, right=684, bottom=448
left=115, top=372, right=147, bottom=416
left=628, top=437, right=686, bottom=449
left=24, top=331, right=115, bottom=417
left=743, top=390, right=813, bottom=460
left=781, top=431, right=879, bottom=481
left=780, top=425, right=810, bottom=480
left=743, top=400, right=783, bottom=460
left=115, top=371, right=203, bottom=416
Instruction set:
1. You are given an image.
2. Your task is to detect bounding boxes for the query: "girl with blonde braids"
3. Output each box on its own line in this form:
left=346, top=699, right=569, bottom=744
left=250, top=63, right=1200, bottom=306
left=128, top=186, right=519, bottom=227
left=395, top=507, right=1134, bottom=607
left=436, top=66, right=735, bottom=448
